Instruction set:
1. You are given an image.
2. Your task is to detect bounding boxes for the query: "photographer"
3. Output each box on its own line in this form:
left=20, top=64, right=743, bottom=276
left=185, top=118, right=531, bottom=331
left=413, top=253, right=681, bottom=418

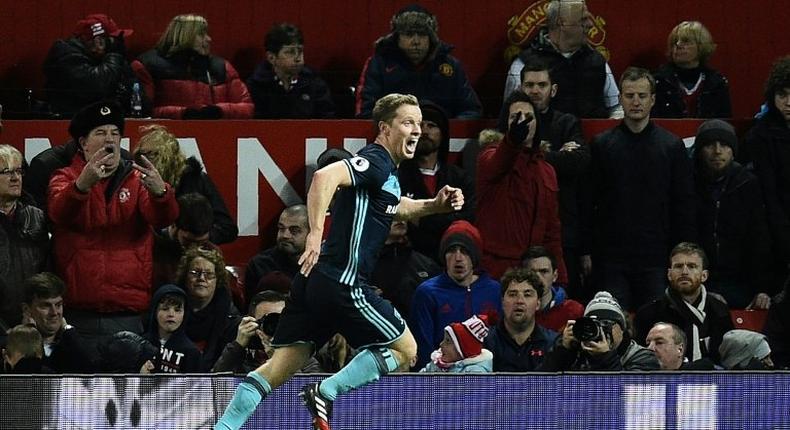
left=539, top=291, right=659, bottom=371
left=212, top=291, right=321, bottom=374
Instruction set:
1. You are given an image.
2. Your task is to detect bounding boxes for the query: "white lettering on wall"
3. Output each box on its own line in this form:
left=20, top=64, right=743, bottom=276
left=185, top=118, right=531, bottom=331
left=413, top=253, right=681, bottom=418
left=237, top=138, right=303, bottom=236
left=176, top=138, right=205, bottom=171
left=24, top=138, right=52, bottom=164
left=305, top=138, right=328, bottom=190
left=343, top=138, right=367, bottom=155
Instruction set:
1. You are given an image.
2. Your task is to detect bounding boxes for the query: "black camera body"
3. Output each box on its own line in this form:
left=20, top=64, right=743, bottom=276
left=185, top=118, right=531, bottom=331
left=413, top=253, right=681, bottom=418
left=246, top=313, right=281, bottom=350
left=573, top=316, right=615, bottom=343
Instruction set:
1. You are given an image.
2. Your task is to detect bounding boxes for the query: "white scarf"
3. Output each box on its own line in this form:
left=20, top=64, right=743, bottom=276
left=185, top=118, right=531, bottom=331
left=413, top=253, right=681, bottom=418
left=681, top=285, right=708, bottom=361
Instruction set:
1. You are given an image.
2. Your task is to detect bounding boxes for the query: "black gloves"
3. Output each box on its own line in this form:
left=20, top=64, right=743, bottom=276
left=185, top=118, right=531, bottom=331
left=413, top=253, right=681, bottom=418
left=507, top=111, right=534, bottom=146
left=183, top=105, right=223, bottom=120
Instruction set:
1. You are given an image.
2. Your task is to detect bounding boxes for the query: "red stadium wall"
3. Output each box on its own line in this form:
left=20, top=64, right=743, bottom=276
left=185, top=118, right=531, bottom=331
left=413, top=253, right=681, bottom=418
left=2, top=118, right=751, bottom=267
left=0, top=0, right=788, bottom=118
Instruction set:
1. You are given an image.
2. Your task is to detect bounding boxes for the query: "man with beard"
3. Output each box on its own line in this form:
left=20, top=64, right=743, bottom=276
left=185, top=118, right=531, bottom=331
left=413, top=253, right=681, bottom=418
left=483, top=267, right=557, bottom=371
left=355, top=4, right=481, bottom=119
left=398, top=100, right=475, bottom=263
left=634, top=242, right=733, bottom=364
left=246, top=23, right=335, bottom=119
left=245, top=204, right=308, bottom=298
left=518, top=59, right=591, bottom=298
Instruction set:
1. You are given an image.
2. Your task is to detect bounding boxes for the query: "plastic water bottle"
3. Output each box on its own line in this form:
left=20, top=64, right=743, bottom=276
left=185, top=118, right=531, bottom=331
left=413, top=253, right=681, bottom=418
left=130, top=83, right=143, bottom=118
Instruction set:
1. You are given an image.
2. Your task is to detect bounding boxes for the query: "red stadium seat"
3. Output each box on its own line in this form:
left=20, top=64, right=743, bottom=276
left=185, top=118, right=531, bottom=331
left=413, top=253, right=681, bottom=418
left=730, top=309, right=768, bottom=332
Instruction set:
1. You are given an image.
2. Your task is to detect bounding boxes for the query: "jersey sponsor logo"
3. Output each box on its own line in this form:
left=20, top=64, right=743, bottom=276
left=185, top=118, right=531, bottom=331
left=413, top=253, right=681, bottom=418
left=350, top=156, right=370, bottom=172
left=381, top=174, right=401, bottom=198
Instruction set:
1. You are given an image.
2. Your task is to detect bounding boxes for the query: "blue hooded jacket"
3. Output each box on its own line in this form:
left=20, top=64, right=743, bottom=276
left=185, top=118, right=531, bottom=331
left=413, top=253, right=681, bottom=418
left=143, top=284, right=202, bottom=373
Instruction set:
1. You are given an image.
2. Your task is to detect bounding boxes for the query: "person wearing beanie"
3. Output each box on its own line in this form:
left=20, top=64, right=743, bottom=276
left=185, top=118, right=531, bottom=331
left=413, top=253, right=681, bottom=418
left=742, top=56, right=790, bottom=292
left=718, top=329, right=774, bottom=370
left=477, top=90, right=567, bottom=282
left=43, top=13, right=140, bottom=117
left=634, top=242, right=734, bottom=365
left=420, top=315, right=493, bottom=373
left=355, top=4, right=482, bottom=119
left=398, top=100, right=475, bottom=264
left=47, top=101, right=178, bottom=355
left=540, top=291, right=659, bottom=371
left=692, top=119, right=774, bottom=309
left=410, top=220, right=502, bottom=369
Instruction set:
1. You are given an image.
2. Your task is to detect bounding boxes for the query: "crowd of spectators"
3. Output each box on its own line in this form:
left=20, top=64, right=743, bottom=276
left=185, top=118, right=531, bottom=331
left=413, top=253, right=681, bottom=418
left=3, top=0, right=790, bottom=376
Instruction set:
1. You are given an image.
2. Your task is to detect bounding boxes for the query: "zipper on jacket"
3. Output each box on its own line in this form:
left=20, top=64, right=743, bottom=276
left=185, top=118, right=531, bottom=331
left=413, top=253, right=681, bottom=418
left=713, top=199, right=721, bottom=260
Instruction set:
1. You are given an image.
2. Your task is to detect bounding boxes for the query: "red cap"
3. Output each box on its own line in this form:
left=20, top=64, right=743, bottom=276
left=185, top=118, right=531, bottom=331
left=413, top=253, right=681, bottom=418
left=73, top=14, right=133, bottom=41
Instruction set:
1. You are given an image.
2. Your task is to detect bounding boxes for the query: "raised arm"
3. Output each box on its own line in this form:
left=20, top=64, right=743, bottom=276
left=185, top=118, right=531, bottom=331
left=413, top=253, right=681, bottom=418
left=395, top=185, right=464, bottom=221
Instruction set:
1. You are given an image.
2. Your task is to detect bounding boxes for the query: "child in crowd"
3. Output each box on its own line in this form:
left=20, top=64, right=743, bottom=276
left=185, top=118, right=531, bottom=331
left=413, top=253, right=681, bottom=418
left=141, top=285, right=202, bottom=373
left=420, top=315, right=492, bottom=373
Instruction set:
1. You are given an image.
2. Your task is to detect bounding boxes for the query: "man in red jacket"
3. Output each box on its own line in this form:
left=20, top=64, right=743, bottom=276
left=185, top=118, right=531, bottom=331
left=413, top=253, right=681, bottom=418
left=48, top=101, right=178, bottom=353
left=476, top=90, right=566, bottom=282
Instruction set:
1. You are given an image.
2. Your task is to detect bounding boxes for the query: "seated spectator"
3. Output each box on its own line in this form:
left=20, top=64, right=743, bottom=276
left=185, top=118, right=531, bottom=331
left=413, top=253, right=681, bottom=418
left=420, top=315, right=492, bottom=373
left=742, top=56, right=790, bottom=287
left=140, top=284, right=202, bottom=373
left=476, top=91, right=565, bottom=280
left=1, top=324, right=50, bottom=374
left=652, top=21, right=731, bottom=119
left=398, top=100, right=476, bottom=263
left=43, top=14, right=140, bottom=117
left=212, top=290, right=322, bottom=374
left=645, top=322, right=714, bottom=370
left=96, top=331, right=158, bottom=373
left=1, top=144, right=48, bottom=328
left=522, top=246, right=584, bottom=332
left=540, top=291, right=659, bottom=371
left=245, top=204, right=308, bottom=298
left=47, top=101, right=178, bottom=354
left=179, top=246, right=241, bottom=371
left=634, top=242, right=733, bottom=364
left=355, top=4, right=482, bottom=119
left=692, top=119, right=774, bottom=308
left=371, top=220, right=441, bottom=319
left=483, top=268, right=557, bottom=372
left=153, top=193, right=217, bottom=287
left=410, top=221, right=501, bottom=369
left=132, top=14, right=253, bottom=119
left=134, top=124, right=238, bottom=244
left=21, top=272, right=93, bottom=373
left=719, top=329, right=774, bottom=370
left=504, top=0, right=622, bottom=118
left=247, top=23, right=335, bottom=119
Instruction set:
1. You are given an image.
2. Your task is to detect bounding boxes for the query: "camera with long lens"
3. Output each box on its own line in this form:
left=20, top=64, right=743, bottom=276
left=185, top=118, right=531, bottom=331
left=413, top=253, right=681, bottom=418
left=246, top=313, right=281, bottom=350
left=572, top=316, right=615, bottom=343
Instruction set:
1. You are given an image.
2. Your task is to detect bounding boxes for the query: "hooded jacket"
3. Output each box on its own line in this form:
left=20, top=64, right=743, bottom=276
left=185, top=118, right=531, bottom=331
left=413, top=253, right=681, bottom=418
left=355, top=34, right=481, bottom=119
left=246, top=61, right=335, bottom=119
left=48, top=157, right=179, bottom=312
left=535, top=286, right=584, bottom=333
left=132, top=49, right=253, bottom=119
left=419, top=348, right=493, bottom=373
left=175, top=156, right=238, bottom=245
left=143, top=285, right=202, bottom=373
left=476, top=135, right=566, bottom=281
left=398, top=101, right=476, bottom=261
left=410, top=272, right=501, bottom=369
left=539, top=331, right=659, bottom=371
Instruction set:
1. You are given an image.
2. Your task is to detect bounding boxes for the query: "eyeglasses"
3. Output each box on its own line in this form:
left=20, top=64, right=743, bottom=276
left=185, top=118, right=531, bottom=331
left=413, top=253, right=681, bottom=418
left=0, top=168, right=24, bottom=177
left=188, top=270, right=216, bottom=280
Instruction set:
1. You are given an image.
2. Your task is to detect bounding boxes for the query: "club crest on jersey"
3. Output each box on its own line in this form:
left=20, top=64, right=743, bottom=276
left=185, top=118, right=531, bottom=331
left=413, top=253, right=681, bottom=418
left=386, top=204, right=399, bottom=215
left=349, top=156, right=369, bottom=172
left=118, top=187, right=131, bottom=203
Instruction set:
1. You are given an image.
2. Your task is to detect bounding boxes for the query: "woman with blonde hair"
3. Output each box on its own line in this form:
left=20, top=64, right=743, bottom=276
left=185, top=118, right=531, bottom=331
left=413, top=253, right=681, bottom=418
left=131, top=14, right=253, bottom=119
left=652, top=21, right=731, bottom=118
left=134, top=123, right=237, bottom=244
